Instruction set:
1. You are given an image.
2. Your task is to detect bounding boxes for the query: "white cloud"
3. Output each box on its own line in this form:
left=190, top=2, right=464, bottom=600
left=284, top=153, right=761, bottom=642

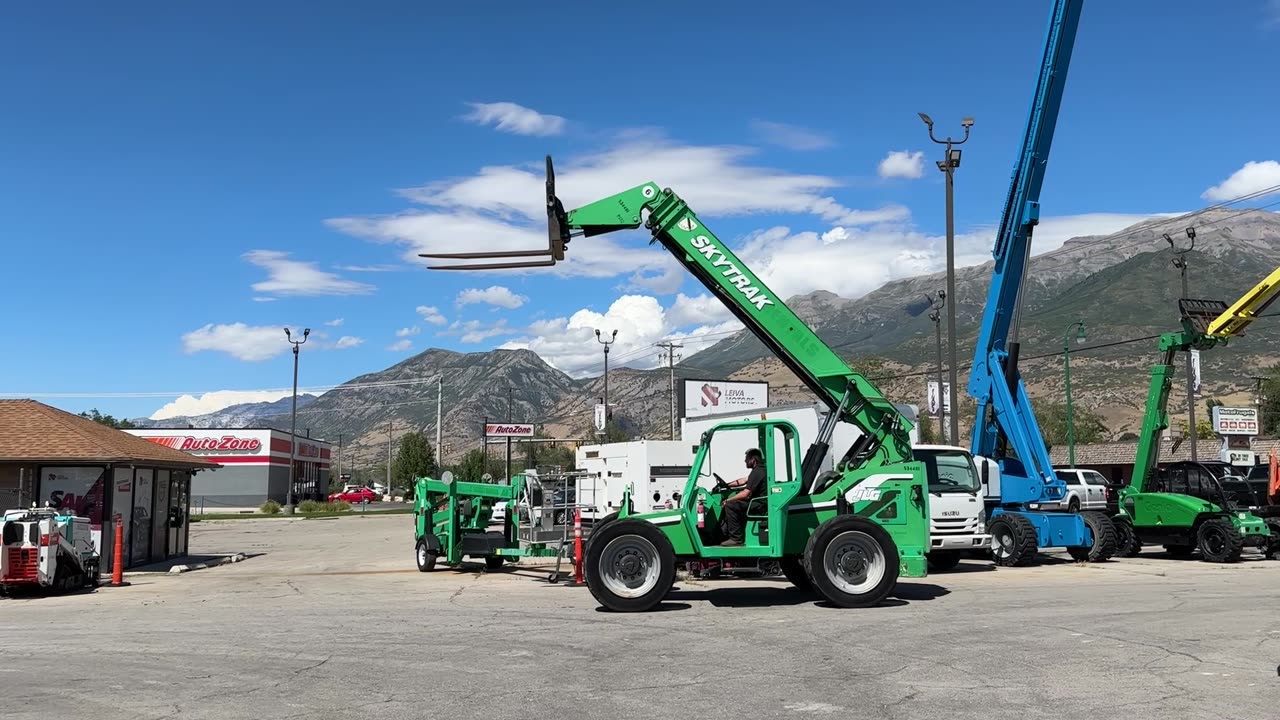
left=325, top=136, right=910, bottom=281
left=416, top=305, right=448, bottom=325
left=244, top=250, right=376, bottom=297
left=498, top=294, right=742, bottom=377
left=150, top=390, right=294, bottom=420
left=181, top=323, right=289, bottom=362
left=335, top=264, right=399, bottom=272
left=461, top=101, right=566, bottom=136
left=332, top=336, right=364, bottom=349
left=749, top=120, right=834, bottom=150
left=456, top=285, right=528, bottom=309
left=325, top=318, right=344, bottom=327
left=878, top=150, right=925, bottom=179
left=387, top=339, right=413, bottom=352
left=443, top=319, right=514, bottom=344
left=1201, top=160, right=1280, bottom=202
left=252, top=297, right=277, bottom=303
left=396, top=326, right=421, bottom=337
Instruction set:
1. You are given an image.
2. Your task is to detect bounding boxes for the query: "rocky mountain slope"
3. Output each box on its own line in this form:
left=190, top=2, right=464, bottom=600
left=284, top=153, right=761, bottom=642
left=153, top=208, right=1280, bottom=467
left=132, top=394, right=319, bottom=429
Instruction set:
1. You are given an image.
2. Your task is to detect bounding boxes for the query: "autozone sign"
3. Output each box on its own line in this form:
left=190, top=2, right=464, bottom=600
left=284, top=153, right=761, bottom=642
left=147, top=435, right=263, bottom=453
left=485, top=423, right=534, bottom=438
left=1211, top=407, right=1259, bottom=436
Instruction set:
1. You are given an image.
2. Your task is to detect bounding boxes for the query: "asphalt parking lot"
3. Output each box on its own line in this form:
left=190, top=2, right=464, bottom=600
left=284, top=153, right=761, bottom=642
left=2, top=514, right=1277, bottom=720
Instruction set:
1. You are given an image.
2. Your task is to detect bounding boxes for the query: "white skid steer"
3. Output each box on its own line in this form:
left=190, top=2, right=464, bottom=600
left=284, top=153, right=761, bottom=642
left=1, top=506, right=100, bottom=595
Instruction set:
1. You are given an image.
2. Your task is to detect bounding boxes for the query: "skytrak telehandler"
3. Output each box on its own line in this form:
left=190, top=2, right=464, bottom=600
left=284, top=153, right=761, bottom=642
left=422, top=157, right=931, bottom=613
left=1108, top=268, right=1280, bottom=562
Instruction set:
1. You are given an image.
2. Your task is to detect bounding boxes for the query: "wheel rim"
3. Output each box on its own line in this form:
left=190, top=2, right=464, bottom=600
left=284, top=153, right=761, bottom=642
left=991, top=524, right=1013, bottom=559
left=822, top=530, right=886, bottom=594
left=599, top=535, right=661, bottom=598
left=1204, top=527, right=1226, bottom=555
left=417, top=544, right=427, bottom=566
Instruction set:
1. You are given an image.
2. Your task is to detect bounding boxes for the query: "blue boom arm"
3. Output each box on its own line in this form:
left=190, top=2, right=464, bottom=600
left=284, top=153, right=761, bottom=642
left=967, top=0, right=1083, bottom=506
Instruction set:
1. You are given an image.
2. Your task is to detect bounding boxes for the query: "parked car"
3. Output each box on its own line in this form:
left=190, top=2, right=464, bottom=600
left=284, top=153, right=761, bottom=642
left=1041, top=467, right=1111, bottom=512
left=329, top=486, right=379, bottom=504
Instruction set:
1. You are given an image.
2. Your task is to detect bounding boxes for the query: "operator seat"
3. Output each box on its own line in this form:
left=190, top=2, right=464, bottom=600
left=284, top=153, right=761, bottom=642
left=810, top=471, right=842, bottom=496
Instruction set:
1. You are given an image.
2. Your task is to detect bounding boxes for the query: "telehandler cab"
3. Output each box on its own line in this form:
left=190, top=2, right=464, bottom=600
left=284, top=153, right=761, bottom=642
left=423, top=157, right=931, bottom=612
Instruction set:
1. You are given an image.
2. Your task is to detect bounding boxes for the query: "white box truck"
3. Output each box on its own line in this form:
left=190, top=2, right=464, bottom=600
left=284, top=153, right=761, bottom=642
left=574, top=440, right=695, bottom=520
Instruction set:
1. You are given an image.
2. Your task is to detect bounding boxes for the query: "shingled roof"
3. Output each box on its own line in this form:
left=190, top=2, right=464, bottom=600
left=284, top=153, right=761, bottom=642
left=0, top=400, right=219, bottom=468
left=1047, top=438, right=1280, bottom=466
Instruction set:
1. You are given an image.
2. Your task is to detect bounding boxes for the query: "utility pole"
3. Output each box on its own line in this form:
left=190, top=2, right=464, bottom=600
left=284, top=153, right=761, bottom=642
left=337, top=432, right=344, bottom=482
left=505, top=383, right=514, bottom=482
left=386, top=418, right=393, bottom=498
left=1166, top=227, right=1197, bottom=459
left=656, top=341, right=683, bottom=440
left=1063, top=321, right=1087, bottom=467
left=926, top=291, right=946, bottom=444
left=283, top=326, right=309, bottom=514
left=919, top=112, right=973, bottom=446
left=595, top=328, right=618, bottom=437
left=436, top=376, right=443, bottom=472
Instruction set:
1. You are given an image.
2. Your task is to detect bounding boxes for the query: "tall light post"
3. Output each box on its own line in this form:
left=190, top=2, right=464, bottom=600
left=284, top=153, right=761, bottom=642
left=919, top=112, right=972, bottom=445
left=927, top=290, right=947, bottom=444
left=1063, top=321, right=1087, bottom=467
left=1166, top=227, right=1197, bottom=459
left=595, top=328, right=617, bottom=436
left=283, top=326, right=310, bottom=514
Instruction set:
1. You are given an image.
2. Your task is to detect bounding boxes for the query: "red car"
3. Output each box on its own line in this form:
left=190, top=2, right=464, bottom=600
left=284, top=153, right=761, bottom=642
left=329, top=486, right=379, bottom=503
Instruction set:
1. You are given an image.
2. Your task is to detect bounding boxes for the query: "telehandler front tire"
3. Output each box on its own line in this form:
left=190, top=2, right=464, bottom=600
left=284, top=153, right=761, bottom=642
left=1196, top=517, right=1243, bottom=563
left=987, top=512, right=1039, bottom=567
left=802, top=515, right=898, bottom=608
left=585, top=519, right=676, bottom=612
left=1067, top=511, right=1116, bottom=562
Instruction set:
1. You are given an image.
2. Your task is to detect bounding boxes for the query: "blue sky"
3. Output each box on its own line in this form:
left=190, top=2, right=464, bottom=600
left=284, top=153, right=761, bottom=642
left=2, top=1, right=1279, bottom=421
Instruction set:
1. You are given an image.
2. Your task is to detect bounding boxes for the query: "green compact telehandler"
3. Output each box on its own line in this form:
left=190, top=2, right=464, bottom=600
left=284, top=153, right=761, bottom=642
left=422, top=156, right=931, bottom=612
left=1109, top=266, right=1280, bottom=562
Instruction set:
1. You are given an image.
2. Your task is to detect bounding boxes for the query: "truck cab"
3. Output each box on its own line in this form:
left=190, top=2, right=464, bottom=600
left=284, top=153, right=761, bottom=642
left=912, top=444, right=990, bottom=570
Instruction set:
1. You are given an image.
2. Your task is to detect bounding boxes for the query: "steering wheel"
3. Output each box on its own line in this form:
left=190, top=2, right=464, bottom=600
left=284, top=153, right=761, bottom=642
left=712, top=473, right=731, bottom=492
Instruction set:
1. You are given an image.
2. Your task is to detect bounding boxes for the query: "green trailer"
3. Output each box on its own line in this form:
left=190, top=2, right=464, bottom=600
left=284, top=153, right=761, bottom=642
left=413, top=471, right=564, bottom=572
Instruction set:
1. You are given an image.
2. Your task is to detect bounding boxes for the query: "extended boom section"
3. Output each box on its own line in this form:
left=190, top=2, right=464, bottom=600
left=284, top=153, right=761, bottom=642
left=422, top=156, right=930, bottom=612
left=963, top=1, right=1116, bottom=565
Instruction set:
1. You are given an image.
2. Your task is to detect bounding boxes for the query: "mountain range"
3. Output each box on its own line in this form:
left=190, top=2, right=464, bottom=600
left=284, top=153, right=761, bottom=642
left=142, top=208, right=1280, bottom=468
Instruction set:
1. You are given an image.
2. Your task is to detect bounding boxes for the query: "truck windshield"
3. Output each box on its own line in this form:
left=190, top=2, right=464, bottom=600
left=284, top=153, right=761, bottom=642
left=915, top=449, right=981, bottom=494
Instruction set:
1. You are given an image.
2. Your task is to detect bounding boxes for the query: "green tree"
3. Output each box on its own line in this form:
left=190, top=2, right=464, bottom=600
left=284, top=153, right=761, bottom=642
left=79, top=408, right=136, bottom=429
left=916, top=413, right=940, bottom=444
left=448, top=449, right=507, bottom=482
left=392, top=431, right=438, bottom=492
left=1030, top=398, right=1109, bottom=450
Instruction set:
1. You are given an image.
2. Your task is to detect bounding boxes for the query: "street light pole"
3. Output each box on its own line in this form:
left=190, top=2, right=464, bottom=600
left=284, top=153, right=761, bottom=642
left=595, top=329, right=617, bottom=436
left=1166, top=227, right=1198, bottom=459
left=283, top=326, right=310, bottom=514
left=927, top=290, right=947, bottom=444
left=919, top=112, right=973, bottom=446
left=1063, top=321, right=1087, bottom=467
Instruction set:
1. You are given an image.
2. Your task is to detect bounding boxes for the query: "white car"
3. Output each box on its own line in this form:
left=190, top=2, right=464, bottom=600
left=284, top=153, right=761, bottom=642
left=1040, top=467, right=1110, bottom=512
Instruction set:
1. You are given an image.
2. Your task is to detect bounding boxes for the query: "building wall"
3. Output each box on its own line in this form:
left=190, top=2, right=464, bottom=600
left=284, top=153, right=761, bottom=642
left=191, top=463, right=273, bottom=510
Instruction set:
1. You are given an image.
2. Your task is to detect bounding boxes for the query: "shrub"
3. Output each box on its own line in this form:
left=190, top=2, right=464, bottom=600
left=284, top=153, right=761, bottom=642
left=298, top=499, right=322, bottom=513
left=259, top=500, right=282, bottom=514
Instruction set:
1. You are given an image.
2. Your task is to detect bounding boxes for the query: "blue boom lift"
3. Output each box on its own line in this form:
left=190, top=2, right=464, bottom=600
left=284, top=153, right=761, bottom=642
left=967, top=0, right=1118, bottom=565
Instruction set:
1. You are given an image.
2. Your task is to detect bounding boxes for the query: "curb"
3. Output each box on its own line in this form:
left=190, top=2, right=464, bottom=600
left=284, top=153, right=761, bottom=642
left=168, top=552, right=248, bottom=574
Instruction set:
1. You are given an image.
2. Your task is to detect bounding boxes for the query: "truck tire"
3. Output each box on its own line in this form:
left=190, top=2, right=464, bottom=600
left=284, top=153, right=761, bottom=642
left=779, top=556, right=812, bottom=591
left=1067, top=511, right=1116, bottom=562
left=415, top=538, right=438, bottom=572
left=802, top=515, right=898, bottom=608
left=585, top=518, right=676, bottom=612
left=927, top=550, right=961, bottom=571
left=1110, top=516, right=1142, bottom=557
left=987, top=512, right=1039, bottom=567
left=1196, top=517, right=1243, bottom=563
left=484, top=556, right=505, bottom=571
left=583, top=511, right=618, bottom=555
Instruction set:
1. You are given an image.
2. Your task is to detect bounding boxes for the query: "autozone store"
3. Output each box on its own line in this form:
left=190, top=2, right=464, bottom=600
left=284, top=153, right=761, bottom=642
left=125, top=428, right=332, bottom=509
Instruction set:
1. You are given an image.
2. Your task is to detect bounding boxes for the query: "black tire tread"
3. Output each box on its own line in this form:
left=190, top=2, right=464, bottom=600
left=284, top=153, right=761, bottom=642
left=989, top=512, right=1039, bottom=567
left=779, top=556, right=812, bottom=591
left=801, top=515, right=899, bottom=608
left=1067, top=511, right=1117, bottom=562
left=1197, top=516, right=1244, bottom=563
left=584, top=518, right=676, bottom=612
left=1111, top=516, right=1142, bottom=557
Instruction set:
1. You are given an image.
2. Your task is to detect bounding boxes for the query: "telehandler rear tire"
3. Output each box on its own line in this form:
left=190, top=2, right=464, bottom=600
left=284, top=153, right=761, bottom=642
left=1110, top=516, right=1142, bottom=557
left=802, top=516, right=898, bottom=608
left=1067, top=511, right=1116, bottom=562
left=585, top=519, right=676, bottom=612
left=1196, top=517, right=1243, bottom=563
left=779, top=556, right=812, bottom=591
left=987, top=512, right=1038, bottom=567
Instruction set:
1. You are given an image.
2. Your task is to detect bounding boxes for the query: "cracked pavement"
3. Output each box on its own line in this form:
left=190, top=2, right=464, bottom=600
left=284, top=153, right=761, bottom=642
left=1, top=514, right=1277, bottom=719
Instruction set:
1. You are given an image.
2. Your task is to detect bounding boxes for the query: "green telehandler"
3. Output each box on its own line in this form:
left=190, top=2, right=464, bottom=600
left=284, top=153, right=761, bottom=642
left=1109, top=266, right=1280, bottom=562
left=423, top=156, right=931, bottom=612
